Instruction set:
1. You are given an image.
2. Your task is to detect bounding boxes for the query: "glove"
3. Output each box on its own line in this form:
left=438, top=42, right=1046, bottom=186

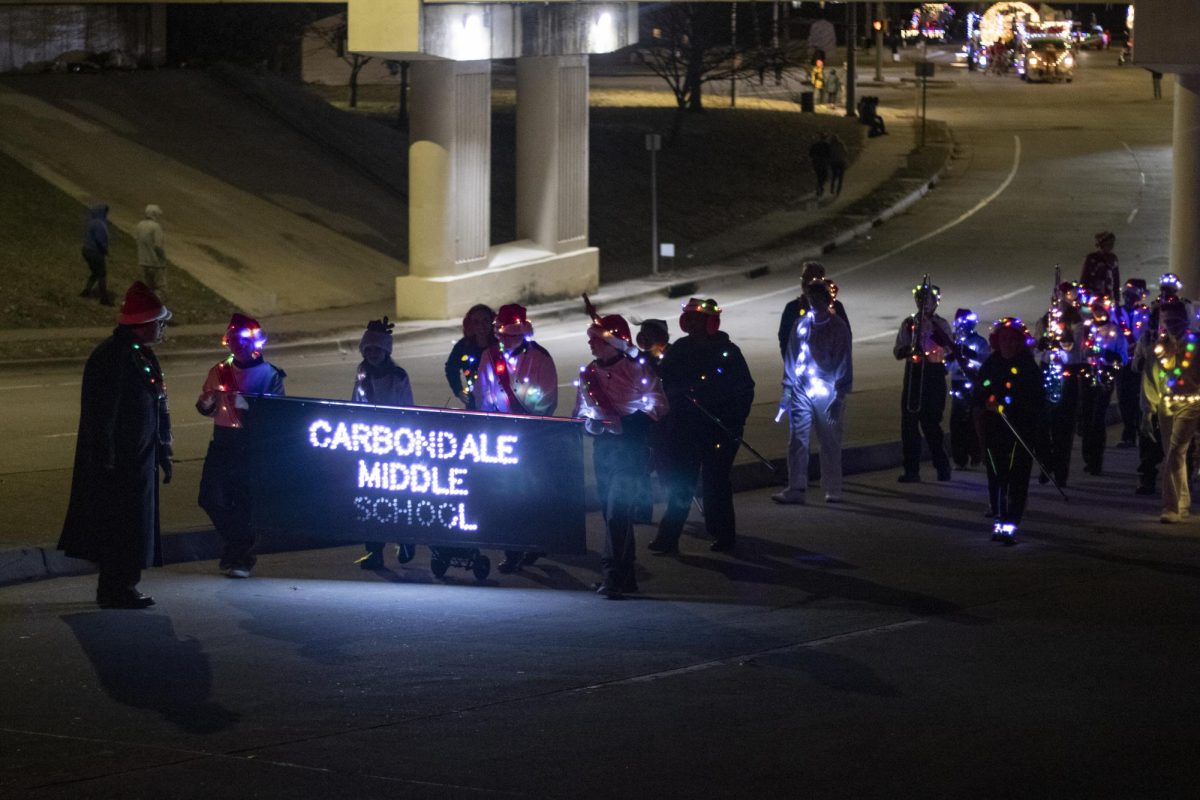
left=159, top=444, right=173, bottom=485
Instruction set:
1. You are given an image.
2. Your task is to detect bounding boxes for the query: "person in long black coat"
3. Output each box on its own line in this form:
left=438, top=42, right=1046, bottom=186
left=59, top=282, right=173, bottom=608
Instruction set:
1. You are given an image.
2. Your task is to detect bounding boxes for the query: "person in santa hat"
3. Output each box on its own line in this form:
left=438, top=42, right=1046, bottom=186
left=575, top=313, right=668, bottom=597
left=648, top=297, right=755, bottom=554
left=473, top=303, right=558, bottom=572
left=59, top=282, right=173, bottom=608
left=351, top=316, right=417, bottom=570
left=196, top=313, right=286, bottom=578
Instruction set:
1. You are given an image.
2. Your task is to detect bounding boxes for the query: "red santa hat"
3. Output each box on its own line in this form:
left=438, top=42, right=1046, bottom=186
left=223, top=313, right=267, bottom=347
left=588, top=313, right=639, bottom=357
left=118, top=281, right=171, bottom=325
left=495, top=303, right=533, bottom=337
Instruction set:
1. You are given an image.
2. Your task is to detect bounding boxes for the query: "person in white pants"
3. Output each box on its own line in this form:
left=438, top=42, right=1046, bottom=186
left=1147, top=301, right=1200, bottom=523
left=774, top=279, right=853, bottom=504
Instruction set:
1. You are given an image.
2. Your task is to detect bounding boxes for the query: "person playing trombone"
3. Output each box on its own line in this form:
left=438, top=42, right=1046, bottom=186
left=893, top=279, right=954, bottom=483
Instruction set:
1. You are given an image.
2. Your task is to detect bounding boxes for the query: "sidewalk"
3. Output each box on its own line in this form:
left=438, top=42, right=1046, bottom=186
left=0, top=117, right=956, bottom=586
left=0, top=115, right=947, bottom=366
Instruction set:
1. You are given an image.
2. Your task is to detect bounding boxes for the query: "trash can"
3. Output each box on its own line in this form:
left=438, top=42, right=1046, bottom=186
left=799, top=91, right=815, bottom=113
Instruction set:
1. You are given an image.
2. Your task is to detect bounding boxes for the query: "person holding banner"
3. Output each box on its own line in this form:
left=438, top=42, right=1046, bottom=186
left=473, top=303, right=559, bottom=573
left=351, top=316, right=416, bottom=570
left=575, top=314, right=668, bottom=597
left=444, top=304, right=495, bottom=409
left=196, top=314, right=287, bottom=579
left=649, top=298, right=755, bottom=554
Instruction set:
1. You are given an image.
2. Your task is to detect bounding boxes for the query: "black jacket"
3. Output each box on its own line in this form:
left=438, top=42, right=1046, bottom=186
left=59, top=327, right=171, bottom=566
left=660, top=331, right=755, bottom=434
left=777, top=297, right=851, bottom=356
left=972, top=350, right=1044, bottom=438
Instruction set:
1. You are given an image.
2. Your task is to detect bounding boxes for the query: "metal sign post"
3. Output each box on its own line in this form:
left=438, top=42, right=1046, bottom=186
left=646, top=132, right=662, bottom=275
left=914, top=61, right=935, bottom=148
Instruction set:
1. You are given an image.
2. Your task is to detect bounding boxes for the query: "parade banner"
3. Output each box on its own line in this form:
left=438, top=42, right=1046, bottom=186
left=245, top=396, right=587, bottom=554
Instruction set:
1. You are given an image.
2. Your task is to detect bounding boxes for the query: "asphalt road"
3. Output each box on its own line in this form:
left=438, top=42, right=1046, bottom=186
left=1, top=50, right=1195, bottom=798
left=0, top=49, right=1173, bottom=545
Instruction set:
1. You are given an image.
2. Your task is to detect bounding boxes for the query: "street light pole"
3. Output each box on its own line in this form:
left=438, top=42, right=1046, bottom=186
left=846, top=1, right=857, bottom=116
left=646, top=133, right=662, bottom=275
left=874, top=3, right=885, bottom=82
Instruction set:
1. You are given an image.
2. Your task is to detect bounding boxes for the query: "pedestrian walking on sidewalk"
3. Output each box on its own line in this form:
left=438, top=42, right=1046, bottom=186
left=808, top=134, right=832, bottom=198
left=80, top=204, right=114, bottom=306
left=828, top=134, right=849, bottom=196
left=444, top=304, right=495, bottom=409
left=974, top=318, right=1044, bottom=546
left=648, top=298, right=755, bottom=554
left=773, top=279, right=852, bottom=505
left=196, top=314, right=287, bottom=579
left=351, top=316, right=417, bottom=571
left=135, top=204, right=167, bottom=295
left=60, top=282, right=173, bottom=609
left=574, top=313, right=668, bottom=598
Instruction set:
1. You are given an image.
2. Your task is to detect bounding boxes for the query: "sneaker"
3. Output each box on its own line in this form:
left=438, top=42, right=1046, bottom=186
left=497, top=557, right=523, bottom=574
left=771, top=490, right=807, bottom=505
left=1161, top=511, right=1181, bottom=524
left=990, top=521, right=1004, bottom=542
left=897, top=473, right=921, bottom=484
left=96, top=589, right=155, bottom=609
left=709, top=540, right=735, bottom=553
left=222, top=567, right=251, bottom=579
left=594, top=580, right=623, bottom=599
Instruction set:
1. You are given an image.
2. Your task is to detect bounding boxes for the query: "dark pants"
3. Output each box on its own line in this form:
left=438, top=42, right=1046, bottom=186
left=814, top=164, right=829, bottom=196
left=830, top=162, right=846, bottom=195
left=984, top=428, right=1034, bottom=527
left=97, top=551, right=142, bottom=599
left=950, top=397, right=981, bottom=468
left=595, top=417, right=651, bottom=588
left=656, top=420, right=741, bottom=549
left=901, top=362, right=950, bottom=477
left=199, top=427, right=257, bottom=571
left=1116, top=364, right=1141, bottom=445
left=81, top=248, right=109, bottom=300
left=1041, top=372, right=1081, bottom=487
left=1138, top=414, right=1164, bottom=491
left=1078, top=380, right=1114, bottom=472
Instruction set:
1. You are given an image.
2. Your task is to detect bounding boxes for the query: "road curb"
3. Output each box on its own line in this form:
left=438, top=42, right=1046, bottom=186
left=0, top=437, right=907, bottom=587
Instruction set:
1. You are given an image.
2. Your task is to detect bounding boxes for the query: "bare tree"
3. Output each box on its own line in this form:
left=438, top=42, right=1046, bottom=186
left=308, top=14, right=371, bottom=108
left=638, top=3, right=809, bottom=137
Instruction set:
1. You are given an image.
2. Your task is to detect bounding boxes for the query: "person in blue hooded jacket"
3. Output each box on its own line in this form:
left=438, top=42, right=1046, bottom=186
left=81, top=204, right=114, bottom=306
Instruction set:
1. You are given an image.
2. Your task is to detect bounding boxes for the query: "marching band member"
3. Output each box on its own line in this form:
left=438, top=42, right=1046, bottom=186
left=1035, top=282, right=1087, bottom=488
left=1080, top=231, right=1120, bottom=301
left=948, top=308, right=989, bottom=469
left=574, top=314, right=668, bottom=597
left=773, top=279, right=853, bottom=505
left=473, top=303, right=558, bottom=572
left=1078, top=297, right=1128, bottom=476
left=196, top=314, right=286, bottom=579
left=893, top=279, right=953, bottom=483
left=648, top=298, right=755, bottom=554
left=1115, top=280, right=1150, bottom=448
left=351, top=317, right=416, bottom=570
left=974, top=318, right=1044, bottom=546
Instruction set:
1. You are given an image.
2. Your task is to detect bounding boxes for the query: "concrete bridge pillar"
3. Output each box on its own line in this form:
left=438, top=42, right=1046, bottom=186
left=1171, top=73, right=1200, bottom=292
left=405, top=59, right=492, bottom=280
left=516, top=55, right=590, bottom=256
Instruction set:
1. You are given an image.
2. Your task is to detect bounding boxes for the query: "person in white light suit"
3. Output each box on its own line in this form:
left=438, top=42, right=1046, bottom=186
left=773, top=279, right=853, bottom=505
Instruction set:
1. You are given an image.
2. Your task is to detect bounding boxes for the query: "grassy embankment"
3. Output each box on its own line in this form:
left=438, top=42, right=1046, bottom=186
left=0, top=150, right=232, bottom=333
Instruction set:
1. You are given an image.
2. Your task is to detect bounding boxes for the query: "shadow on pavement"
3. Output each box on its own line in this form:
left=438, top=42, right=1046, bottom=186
left=61, top=611, right=240, bottom=734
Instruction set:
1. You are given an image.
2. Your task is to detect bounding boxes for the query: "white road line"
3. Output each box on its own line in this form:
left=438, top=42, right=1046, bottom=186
left=1141, top=172, right=1146, bottom=185
left=979, top=284, right=1035, bottom=305
left=577, top=619, right=928, bottom=690
left=1127, top=207, right=1139, bottom=224
left=0, top=384, right=46, bottom=392
left=722, top=134, right=1023, bottom=309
